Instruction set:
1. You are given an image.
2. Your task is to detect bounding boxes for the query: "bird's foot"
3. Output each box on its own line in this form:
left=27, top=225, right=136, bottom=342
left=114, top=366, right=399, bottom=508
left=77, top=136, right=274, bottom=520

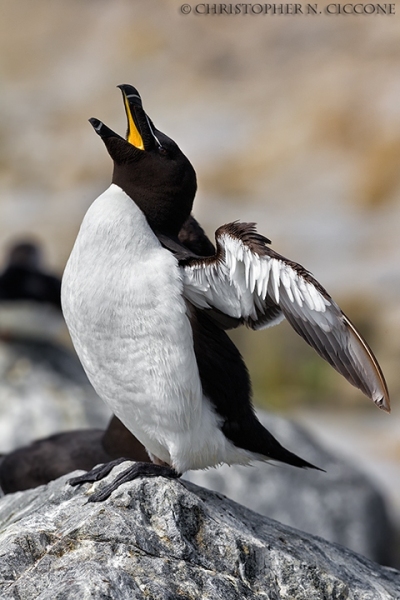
left=68, top=457, right=127, bottom=486
left=69, top=460, right=181, bottom=503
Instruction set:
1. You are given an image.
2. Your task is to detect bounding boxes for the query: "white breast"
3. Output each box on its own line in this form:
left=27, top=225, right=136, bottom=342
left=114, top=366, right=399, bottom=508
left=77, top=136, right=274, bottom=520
left=62, top=185, right=252, bottom=473
left=61, top=185, right=196, bottom=455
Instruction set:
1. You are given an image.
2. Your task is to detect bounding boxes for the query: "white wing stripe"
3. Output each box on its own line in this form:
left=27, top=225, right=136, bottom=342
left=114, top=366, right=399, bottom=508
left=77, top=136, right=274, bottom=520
left=271, top=259, right=281, bottom=304
left=184, top=235, right=331, bottom=320
left=290, top=277, right=304, bottom=307
left=258, top=258, right=270, bottom=298
left=280, top=266, right=294, bottom=303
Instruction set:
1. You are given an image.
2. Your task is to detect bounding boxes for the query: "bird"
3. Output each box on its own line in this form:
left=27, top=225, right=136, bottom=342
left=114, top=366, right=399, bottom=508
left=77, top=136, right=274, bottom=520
left=0, top=241, right=61, bottom=309
left=0, top=240, right=63, bottom=342
left=61, top=85, right=390, bottom=502
left=0, top=416, right=148, bottom=494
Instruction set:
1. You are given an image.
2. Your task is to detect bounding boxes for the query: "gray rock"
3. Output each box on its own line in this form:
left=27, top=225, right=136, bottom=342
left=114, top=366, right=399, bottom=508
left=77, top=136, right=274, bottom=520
left=0, top=337, right=110, bottom=452
left=186, top=412, right=393, bottom=565
left=0, top=465, right=398, bottom=600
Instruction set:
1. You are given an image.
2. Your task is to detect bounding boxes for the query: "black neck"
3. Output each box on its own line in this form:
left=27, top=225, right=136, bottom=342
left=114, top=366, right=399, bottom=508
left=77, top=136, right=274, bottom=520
left=112, top=164, right=196, bottom=237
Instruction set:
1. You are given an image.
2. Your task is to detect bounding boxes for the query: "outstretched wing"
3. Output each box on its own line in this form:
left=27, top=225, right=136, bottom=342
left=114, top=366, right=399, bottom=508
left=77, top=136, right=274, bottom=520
left=181, top=222, right=390, bottom=412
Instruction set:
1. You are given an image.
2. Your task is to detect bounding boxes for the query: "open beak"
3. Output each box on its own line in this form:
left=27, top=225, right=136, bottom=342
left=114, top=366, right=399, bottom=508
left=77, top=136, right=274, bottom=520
left=88, top=118, right=124, bottom=140
left=118, top=84, right=145, bottom=150
left=88, top=85, right=159, bottom=157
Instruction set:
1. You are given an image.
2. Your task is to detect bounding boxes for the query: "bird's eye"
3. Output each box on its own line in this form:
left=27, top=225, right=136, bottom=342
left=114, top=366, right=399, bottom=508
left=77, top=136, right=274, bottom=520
left=158, top=146, right=168, bottom=156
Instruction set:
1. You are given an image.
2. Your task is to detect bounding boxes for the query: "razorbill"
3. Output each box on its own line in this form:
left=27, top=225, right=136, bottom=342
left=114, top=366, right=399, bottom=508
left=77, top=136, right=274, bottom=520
left=62, top=85, right=390, bottom=502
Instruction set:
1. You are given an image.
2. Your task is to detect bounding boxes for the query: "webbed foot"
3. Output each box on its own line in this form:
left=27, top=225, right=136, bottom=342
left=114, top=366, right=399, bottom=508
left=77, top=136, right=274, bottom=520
left=68, top=457, right=127, bottom=486
left=69, top=459, right=180, bottom=503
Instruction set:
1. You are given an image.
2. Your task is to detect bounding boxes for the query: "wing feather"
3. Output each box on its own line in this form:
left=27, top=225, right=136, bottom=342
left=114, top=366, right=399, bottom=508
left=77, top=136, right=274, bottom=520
left=181, top=222, right=390, bottom=411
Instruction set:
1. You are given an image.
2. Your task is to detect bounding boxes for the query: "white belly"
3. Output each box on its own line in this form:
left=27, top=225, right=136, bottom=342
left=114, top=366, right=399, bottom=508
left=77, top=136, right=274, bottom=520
left=62, top=185, right=252, bottom=472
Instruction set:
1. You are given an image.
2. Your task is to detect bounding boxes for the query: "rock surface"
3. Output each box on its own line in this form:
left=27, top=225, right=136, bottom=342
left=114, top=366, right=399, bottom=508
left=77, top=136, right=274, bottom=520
left=0, top=335, right=110, bottom=452
left=0, top=464, right=399, bottom=600
left=186, top=411, right=393, bottom=566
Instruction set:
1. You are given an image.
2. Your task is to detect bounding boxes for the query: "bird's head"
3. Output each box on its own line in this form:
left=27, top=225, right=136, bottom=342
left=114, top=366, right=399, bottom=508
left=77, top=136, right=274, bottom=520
left=90, top=85, right=197, bottom=236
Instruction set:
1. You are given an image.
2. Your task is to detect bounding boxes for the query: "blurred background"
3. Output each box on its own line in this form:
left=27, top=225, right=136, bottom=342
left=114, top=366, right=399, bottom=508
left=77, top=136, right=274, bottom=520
left=0, top=0, right=399, bottom=565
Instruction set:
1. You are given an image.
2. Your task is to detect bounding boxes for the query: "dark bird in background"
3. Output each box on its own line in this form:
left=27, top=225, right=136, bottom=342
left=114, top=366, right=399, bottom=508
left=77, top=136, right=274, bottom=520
left=0, top=239, right=63, bottom=349
left=0, top=241, right=61, bottom=310
left=61, top=85, right=390, bottom=502
left=0, top=416, right=148, bottom=494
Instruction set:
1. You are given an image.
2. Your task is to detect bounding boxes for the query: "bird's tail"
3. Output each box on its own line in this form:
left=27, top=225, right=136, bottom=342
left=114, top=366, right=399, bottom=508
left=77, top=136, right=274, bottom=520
left=222, top=416, right=322, bottom=471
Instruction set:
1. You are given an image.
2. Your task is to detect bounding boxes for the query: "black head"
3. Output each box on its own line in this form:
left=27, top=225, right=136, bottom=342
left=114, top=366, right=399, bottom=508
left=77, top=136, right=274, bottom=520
left=7, top=241, right=42, bottom=270
left=90, top=85, right=197, bottom=236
